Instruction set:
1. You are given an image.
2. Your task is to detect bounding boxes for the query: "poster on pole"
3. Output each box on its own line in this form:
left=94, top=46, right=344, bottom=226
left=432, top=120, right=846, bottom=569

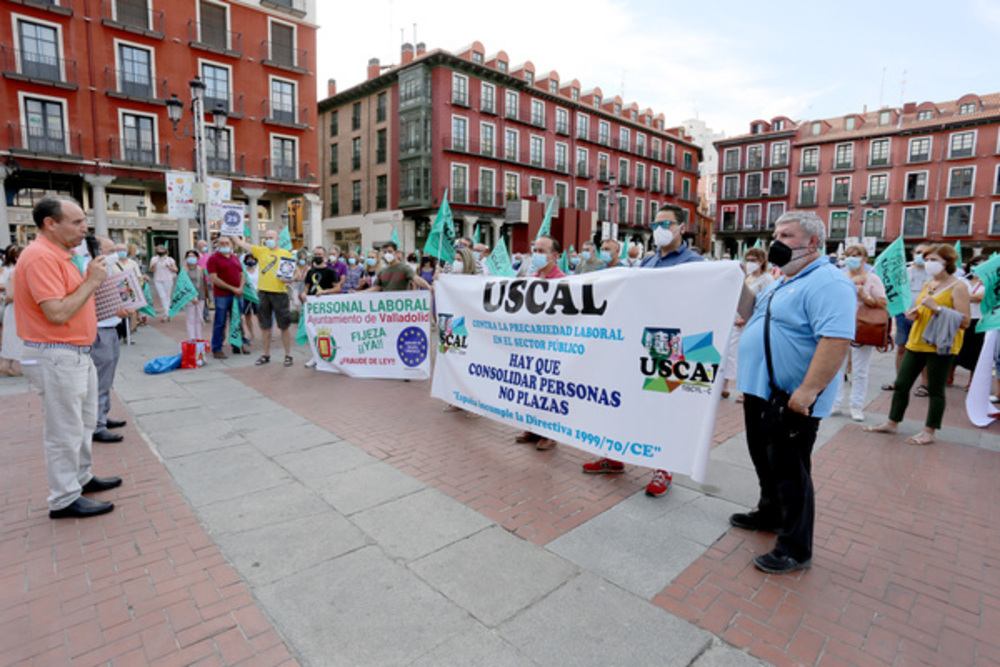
left=219, top=203, right=246, bottom=237
left=166, top=172, right=196, bottom=218
left=430, top=264, right=744, bottom=482
left=301, top=292, right=431, bottom=379
left=205, top=177, right=232, bottom=229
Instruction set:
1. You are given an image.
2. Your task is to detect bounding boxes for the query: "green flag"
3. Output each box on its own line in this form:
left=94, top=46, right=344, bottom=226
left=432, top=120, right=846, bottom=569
left=139, top=280, right=157, bottom=318
left=974, top=254, right=1000, bottom=332
left=873, top=236, right=911, bottom=317
left=244, top=223, right=251, bottom=237
left=485, top=237, right=516, bottom=278
left=296, top=308, right=310, bottom=345
left=424, top=190, right=456, bottom=263
left=242, top=267, right=259, bottom=304
left=228, top=298, right=243, bottom=348
left=536, top=197, right=556, bottom=240
left=752, top=238, right=762, bottom=248
left=568, top=244, right=575, bottom=254
left=390, top=226, right=400, bottom=248
left=954, top=240, right=963, bottom=269
left=168, top=269, right=198, bottom=319
left=472, top=225, right=480, bottom=246
left=279, top=225, right=293, bottom=252
left=620, top=238, right=628, bottom=261
left=558, top=250, right=569, bottom=274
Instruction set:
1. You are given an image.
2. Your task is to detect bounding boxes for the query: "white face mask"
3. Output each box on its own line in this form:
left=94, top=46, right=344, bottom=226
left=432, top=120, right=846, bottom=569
left=452, top=260, right=464, bottom=273
left=745, top=261, right=760, bottom=274
left=924, top=260, right=945, bottom=277
left=653, top=226, right=674, bottom=248
left=383, top=252, right=396, bottom=264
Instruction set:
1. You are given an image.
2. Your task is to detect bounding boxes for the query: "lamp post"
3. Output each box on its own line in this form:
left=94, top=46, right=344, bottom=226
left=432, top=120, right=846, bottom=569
left=599, top=173, right=623, bottom=245
left=166, top=76, right=228, bottom=243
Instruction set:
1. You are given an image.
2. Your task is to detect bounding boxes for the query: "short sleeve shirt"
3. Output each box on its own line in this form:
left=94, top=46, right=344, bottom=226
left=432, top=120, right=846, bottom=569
left=251, top=245, right=294, bottom=294
left=736, top=257, right=857, bottom=418
left=639, top=242, right=704, bottom=269
left=206, top=252, right=243, bottom=297
left=376, top=262, right=416, bottom=291
left=304, top=266, right=339, bottom=295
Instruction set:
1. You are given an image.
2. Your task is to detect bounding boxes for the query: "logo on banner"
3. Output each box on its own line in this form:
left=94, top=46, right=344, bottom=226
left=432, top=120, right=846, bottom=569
left=437, top=313, right=469, bottom=354
left=397, top=326, right=428, bottom=367
left=639, top=328, right=721, bottom=394
left=315, top=328, right=338, bottom=362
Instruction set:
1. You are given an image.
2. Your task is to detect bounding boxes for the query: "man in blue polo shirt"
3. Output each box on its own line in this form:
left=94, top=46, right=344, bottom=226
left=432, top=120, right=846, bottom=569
left=582, top=204, right=702, bottom=497
left=731, top=210, right=855, bottom=574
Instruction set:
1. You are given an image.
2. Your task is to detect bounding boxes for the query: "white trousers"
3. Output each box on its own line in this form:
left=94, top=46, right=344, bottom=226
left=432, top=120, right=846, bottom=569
left=833, top=344, right=875, bottom=411
left=184, top=300, right=204, bottom=340
left=22, top=345, right=98, bottom=510
left=154, top=278, right=174, bottom=317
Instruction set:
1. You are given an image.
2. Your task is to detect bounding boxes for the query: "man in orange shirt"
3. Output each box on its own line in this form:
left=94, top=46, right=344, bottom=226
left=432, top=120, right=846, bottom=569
left=14, top=196, right=122, bottom=519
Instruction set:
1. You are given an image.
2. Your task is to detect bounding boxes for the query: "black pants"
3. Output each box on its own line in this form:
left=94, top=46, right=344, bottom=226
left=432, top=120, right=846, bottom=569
left=743, top=394, right=821, bottom=562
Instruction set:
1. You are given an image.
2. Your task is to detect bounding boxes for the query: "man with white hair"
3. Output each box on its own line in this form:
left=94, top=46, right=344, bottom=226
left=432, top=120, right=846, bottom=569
left=235, top=230, right=294, bottom=366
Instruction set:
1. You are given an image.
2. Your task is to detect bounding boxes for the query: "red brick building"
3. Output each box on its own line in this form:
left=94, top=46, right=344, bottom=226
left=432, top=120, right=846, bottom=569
left=714, top=93, right=1000, bottom=259
left=317, top=41, right=701, bottom=255
left=0, top=0, right=318, bottom=255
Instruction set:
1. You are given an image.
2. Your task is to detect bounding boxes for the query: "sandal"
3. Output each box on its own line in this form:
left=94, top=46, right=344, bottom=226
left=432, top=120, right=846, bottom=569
left=914, top=385, right=929, bottom=397
left=283, top=355, right=294, bottom=367
left=255, top=355, right=270, bottom=366
left=906, top=432, right=935, bottom=446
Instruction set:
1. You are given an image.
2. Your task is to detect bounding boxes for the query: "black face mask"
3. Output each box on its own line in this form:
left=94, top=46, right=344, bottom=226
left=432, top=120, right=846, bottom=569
left=768, top=240, right=809, bottom=268
left=313, top=257, right=324, bottom=266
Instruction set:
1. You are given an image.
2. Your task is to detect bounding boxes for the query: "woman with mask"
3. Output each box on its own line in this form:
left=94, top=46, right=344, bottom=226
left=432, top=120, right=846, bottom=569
left=182, top=249, right=211, bottom=341
left=342, top=250, right=365, bottom=293
left=0, top=246, right=24, bottom=376
left=148, top=245, right=178, bottom=322
left=831, top=244, right=887, bottom=422
left=866, top=244, right=970, bottom=445
left=241, top=253, right=259, bottom=347
left=721, top=247, right=772, bottom=401
left=360, top=249, right=381, bottom=290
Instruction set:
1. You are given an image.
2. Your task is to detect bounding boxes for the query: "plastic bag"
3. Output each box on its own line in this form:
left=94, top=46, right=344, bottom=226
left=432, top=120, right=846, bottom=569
left=144, top=353, right=182, bottom=374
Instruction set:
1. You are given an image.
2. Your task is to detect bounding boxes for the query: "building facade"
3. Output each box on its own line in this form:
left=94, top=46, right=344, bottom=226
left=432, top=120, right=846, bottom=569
left=714, top=93, right=1000, bottom=259
left=1, top=0, right=319, bottom=256
left=318, top=41, right=701, bottom=255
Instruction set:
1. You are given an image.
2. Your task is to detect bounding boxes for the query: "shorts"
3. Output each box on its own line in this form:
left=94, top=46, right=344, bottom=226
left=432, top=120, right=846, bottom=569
left=894, top=313, right=913, bottom=347
left=258, top=290, right=291, bottom=330
left=241, top=299, right=259, bottom=316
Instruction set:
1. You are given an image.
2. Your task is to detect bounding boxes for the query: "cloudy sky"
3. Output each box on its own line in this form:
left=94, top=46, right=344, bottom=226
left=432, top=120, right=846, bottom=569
left=316, top=0, right=1000, bottom=138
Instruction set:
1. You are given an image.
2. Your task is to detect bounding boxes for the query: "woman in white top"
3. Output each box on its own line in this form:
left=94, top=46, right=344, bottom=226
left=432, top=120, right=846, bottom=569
left=0, top=246, right=25, bottom=376
left=149, top=245, right=178, bottom=321
left=722, top=247, right=773, bottom=401
left=953, top=254, right=987, bottom=387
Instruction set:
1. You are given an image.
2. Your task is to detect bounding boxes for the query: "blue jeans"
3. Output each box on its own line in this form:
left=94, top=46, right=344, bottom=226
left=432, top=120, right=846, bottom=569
left=212, top=294, right=237, bottom=352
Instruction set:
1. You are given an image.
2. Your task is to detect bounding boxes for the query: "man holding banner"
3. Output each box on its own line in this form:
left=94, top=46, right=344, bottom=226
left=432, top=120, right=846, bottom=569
left=731, top=211, right=855, bottom=574
left=235, top=231, right=295, bottom=367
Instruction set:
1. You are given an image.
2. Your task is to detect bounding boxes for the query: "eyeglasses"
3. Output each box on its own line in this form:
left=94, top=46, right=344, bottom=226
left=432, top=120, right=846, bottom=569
left=650, top=221, right=674, bottom=230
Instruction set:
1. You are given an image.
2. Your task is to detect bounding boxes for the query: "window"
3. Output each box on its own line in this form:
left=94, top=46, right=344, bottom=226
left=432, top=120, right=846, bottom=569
left=269, top=21, right=295, bottom=68
left=205, top=127, right=230, bottom=172
left=771, top=141, right=789, bottom=167
left=745, top=173, right=762, bottom=198
left=571, top=88, right=579, bottom=102
left=556, top=182, right=568, bottom=209
left=618, top=159, right=629, bottom=186
left=636, top=134, right=646, bottom=157
left=945, top=204, right=971, bottom=235
left=664, top=143, right=675, bottom=164
left=576, top=113, right=589, bottom=140
left=650, top=201, right=658, bottom=220
left=505, top=172, right=518, bottom=200
left=614, top=102, right=621, bottom=117
left=351, top=180, right=361, bottom=213
left=505, top=129, right=518, bottom=160
left=199, top=1, right=228, bottom=50
left=472, top=51, right=483, bottom=64
left=481, top=123, right=495, bottom=157
left=903, top=208, right=926, bottom=237
left=834, top=143, right=853, bottom=169
left=530, top=178, right=544, bottom=196
left=868, top=173, right=888, bottom=201
left=497, top=61, right=507, bottom=73
left=555, top=143, right=568, bottom=172
left=575, top=188, right=587, bottom=211
left=905, top=172, right=927, bottom=201
left=576, top=147, right=588, bottom=177
left=555, top=108, right=568, bottom=134
left=597, top=192, right=608, bottom=219
left=271, top=78, right=295, bottom=123
left=479, top=168, right=495, bottom=206
left=505, top=90, right=518, bottom=119
left=996, top=166, right=1000, bottom=195
left=451, top=116, right=467, bottom=151
left=370, top=175, right=385, bottom=210
left=524, top=71, right=533, bottom=85
left=845, top=117, right=856, bottom=131
left=650, top=166, right=660, bottom=192
left=799, top=180, right=816, bottom=206
left=870, top=139, right=890, bottom=166
left=376, top=129, right=386, bottom=163
left=593, top=94, right=601, bottom=108
left=481, top=83, right=495, bottom=113
left=635, top=198, right=644, bottom=225
left=949, top=131, right=975, bottom=158
left=801, top=147, right=819, bottom=173
left=272, top=136, right=296, bottom=178
left=24, top=97, right=65, bottom=154
left=829, top=212, right=848, bottom=239
left=549, top=80, right=558, bottom=94
left=958, top=102, right=976, bottom=115
left=832, top=176, right=851, bottom=204
left=451, top=164, right=468, bottom=203
left=811, top=121, right=822, bottom=136
left=329, top=183, right=339, bottom=216
left=651, top=138, right=661, bottom=160
left=452, top=73, right=468, bottom=106
left=681, top=179, right=691, bottom=200
left=531, top=99, right=545, bottom=127
left=329, top=144, right=338, bottom=174
left=909, top=137, right=931, bottom=162
left=992, top=204, right=1000, bottom=236
left=330, top=110, right=338, bottom=136
left=203, top=63, right=230, bottom=112
left=767, top=202, right=785, bottom=227
left=620, top=127, right=630, bottom=152
left=635, top=163, right=645, bottom=189
left=115, top=0, right=151, bottom=29
left=917, top=109, right=934, bottom=121
left=682, top=153, right=693, bottom=171
left=351, top=102, right=361, bottom=130
left=122, top=112, right=155, bottom=163
left=351, top=137, right=361, bottom=169
left=617, top=195, right=627, bottom=222
left=530, top=136, right=543, bottom=167
left=598, top=153, right=609, bottom=181
left=598, top=120, right=610, bottom=146
left=747, top=145, right=763, bottom=169
left=723, top=148, right=740, bottom=171
left=118, top=43, right=152, bottom=97
left=948, top=167, right=974, bottom=197
left=722, top=175, right=739, bottom=199
left=741, top=204, right=761, bottom=230
left=376, top=92, right=387, bottom=122
left=17, top=19, right=60, bottom=81
left=864, top=209, right=885, bottom=237
left=878, top=110, right=891, bottom=126
left=721, top=205, right=737, bottom=230
left=769, top=171, right=787, bottom=197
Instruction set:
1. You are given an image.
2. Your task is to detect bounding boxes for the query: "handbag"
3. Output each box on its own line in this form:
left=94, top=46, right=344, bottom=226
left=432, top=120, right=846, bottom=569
left=854, top=303, right=891, bottom=350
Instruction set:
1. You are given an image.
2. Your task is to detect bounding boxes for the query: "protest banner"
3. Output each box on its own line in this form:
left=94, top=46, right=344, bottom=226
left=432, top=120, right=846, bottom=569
left=219, top=203, right=245, bottom=236
left=165, top=172, right=196, bottom=219
left=485, top=237, right=516, bottom=278
left=431, top=263, right=745, bottom=482
left=301, top=292, right=431, bottom=379
left=94, top=269, right=146, bottom=321
left=205, top=177, right=231, bottom=228
left=168, top=269, right=198, bottom=318
left=278, top=226, right=293, bottom=252
left=873, top=236, right=911, bottom=317
left=966, top=330, right=998, bottom=427
left=974, top=254, right=1000, bottom=332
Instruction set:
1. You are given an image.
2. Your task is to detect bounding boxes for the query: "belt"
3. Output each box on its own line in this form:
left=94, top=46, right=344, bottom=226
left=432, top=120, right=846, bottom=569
left=24, top=341, right=93, bottom=353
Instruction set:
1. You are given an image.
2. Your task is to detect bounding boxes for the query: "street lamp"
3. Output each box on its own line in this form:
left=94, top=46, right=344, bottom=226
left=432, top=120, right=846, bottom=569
left=165, top=76, right=228, bottom=242
left=599, top=173, right=623, bottom=244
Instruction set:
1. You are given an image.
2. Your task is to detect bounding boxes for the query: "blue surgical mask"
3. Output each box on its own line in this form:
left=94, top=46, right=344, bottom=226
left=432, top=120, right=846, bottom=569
left=186, top=256, right=198, bottom=266
left=298, top=259, right=307, bottom=266
left=220, top=247, right=231, bottom=255
left=570, top=257, right=581, bottom=267
left=366, top=257, right=376, bottom=267
left=599, top=251, right=612, bottom=263
left=531, top=252, right=548, bottom=271
left=348, top=257, right=357, bottom=266
left=845, top=256, right=863, bottom=270
left=914, top=253, right=925, bottom=266
left=117, top=250, right=127, bottom=259
left=581, top=251, right=591, bottom=261
left=264, top=239, right=277, bottom=249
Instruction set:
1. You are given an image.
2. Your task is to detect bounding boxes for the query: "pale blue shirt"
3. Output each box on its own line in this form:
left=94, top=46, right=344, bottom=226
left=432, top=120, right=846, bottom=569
left=736, top=257, right=857, bottom=418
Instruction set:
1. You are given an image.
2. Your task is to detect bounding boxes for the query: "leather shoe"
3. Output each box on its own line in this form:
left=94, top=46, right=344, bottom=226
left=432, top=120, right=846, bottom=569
left=106, top=418, right=127, bottom=429
left=753, top=550, right=811, bottom=574
left=82, top=476, right=122, bottom=494
left=729, top=510, right=781, bottom=532
left=93, top=429, right=123, bottom=443
left=49, top=496, right=114, bottom=519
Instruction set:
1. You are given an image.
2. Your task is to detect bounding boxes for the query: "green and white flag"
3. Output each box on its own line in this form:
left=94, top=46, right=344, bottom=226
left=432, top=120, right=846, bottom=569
left=536, top=197, right=556, bottom=239
left=278, top=225, right=293, bottom=252
left=390, top=226, right=400, bottom=248
left=168, top=269, right=198, bottom=319
left=485, top=237, right=516, bottom=277
left=139, top=280, right=157, bottom=318
left=954, top=240, right=963, bottom=269
left=242, top=267, right=259, bottom=304
left=620, top=238, right=628, bottom=261
left=472, top=225, right=480, bottom=246
left=228, top=299, right=243, bottom=348
left=296, top=309, right=309, bottom=346
left=424, top=190, right=457, bottom=263
left=974, top=254, right=1000, bottom=332
left=558, top=250, right=569, bottom=274
left=873, top=236, right=911, bottom=317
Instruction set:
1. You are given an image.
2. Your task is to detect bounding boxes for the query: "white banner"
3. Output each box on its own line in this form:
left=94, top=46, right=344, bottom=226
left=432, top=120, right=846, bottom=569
left=302, top=292, right=432, bottom=379
left=205, top=177, right=232, bottom=227
left=166, top=171, right=195, bottom=218
left=430, top=264, right=745, bottom=482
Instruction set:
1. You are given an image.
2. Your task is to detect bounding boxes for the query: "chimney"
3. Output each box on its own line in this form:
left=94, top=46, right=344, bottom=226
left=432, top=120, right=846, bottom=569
left=416, top=42, right=426, bottom=56
left=327, top=78, right=337, bottom=97
left=401, top=42, right=414, bottom=65
left=367, top=57, right=380, bottom=80
left=903, top=101, right=917, bottom=114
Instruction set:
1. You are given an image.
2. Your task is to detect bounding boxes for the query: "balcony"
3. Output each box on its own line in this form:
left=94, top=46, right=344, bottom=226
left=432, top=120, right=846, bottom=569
left=1, top=46, right=78, bottom=89
left=260, top=0, right=306, bottom=17
left=204, top=92, right=244, bottom=118
left=481, top=100, right=496, bottom=115
left=187, top=19, right=241, bottom=57
left=505, top=106, right=519, bottom=121
left=262, top=101, right=309, bottom=129
left=104, top=67, right=168, bottom=103
left=260, top=41, right=308, bottom=73
left=6, top=123, right=83, bottom=157
left=109, top=136, right=170, bottom=167
left=722, top=160, right=740, bottom=173
left=831, top=158, right=854, bottom=172
left=471, top=189, right=503, bottom=207
left=6, top=0, right=73, bottom=15
left=868, top=158, right=892, bottom=169
left=351, top=155, right=361, bottom=170
left=904, top=187, right=927, bottom=202
left=452, top=91, right=469, bottom=107
left=576, top=163, right=591, bottom=179
left=205, top=153, right=246, bottom=176
left=797, top=194, right=817, bottom=207
left=719, top=190, right=739, bottom=202
left=597, top=170, right=610, bottom=183
left=530, top=115, right=546, bottom=129
left=100, top=0, right=164, bottom=38
left=635, top=177, right=646, bottom=191
left=830, top=193, right=851, bottom=205
left=264, top=158, right=311, bottom=181
left=799, top=163, right=819, bottom=175
left=770, top=156, right=789, bottom=168
left=555, top=122, right=569, bottom=136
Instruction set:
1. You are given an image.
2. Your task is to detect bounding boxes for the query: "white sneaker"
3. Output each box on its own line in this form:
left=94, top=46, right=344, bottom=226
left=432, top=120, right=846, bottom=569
left=304, top=359, right=317, bottom=369
left=851, top=408, right=864, bottom=422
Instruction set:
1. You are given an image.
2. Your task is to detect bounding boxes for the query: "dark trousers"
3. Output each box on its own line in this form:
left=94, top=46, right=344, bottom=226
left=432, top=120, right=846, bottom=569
left=211, top=294, right=235, bottom=352
left=889, top=350, right=953, bottom=429
left=743, top=394, right=821, bottom=562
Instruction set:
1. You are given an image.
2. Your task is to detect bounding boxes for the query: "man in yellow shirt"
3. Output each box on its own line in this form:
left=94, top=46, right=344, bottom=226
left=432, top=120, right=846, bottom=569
left=235, top=230, right=294, bottom=366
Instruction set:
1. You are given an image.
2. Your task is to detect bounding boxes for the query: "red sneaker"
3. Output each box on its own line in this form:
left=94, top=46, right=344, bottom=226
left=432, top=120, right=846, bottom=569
left=582, top=458, right=625, bottom=474
left=645, top=469, right=673, bottom=497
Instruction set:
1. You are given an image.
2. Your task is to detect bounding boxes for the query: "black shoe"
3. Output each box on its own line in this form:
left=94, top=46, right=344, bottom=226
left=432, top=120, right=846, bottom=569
left=82, top=476, right=122, bottom=494
left=753, top=550, right=811, bottom=574
left=49, top=496, right=114, bottom=519
left=106, top=418, right=127, bottom=429
left=729, top=510, right=781, bottom=532
left=93, top=429, right=123, bottom=443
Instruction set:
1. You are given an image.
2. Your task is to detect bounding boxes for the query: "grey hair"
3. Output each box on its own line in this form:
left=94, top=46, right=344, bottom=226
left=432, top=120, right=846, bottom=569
left=775, top=210, right=826, bottom=247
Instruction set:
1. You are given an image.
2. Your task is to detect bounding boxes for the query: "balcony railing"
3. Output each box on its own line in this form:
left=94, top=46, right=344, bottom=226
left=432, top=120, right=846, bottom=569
left=1, top=46, right=78, bottom=88
left=260, top=41, right=308, bottom=71
left=264, top=158, right=310, bottom=181
left=205, top=92, right=244, bottom=117
left=205, top=152, right=245, bottom=176
left=831, top=193, right=851, bottom=205
left=109, top=136, right=170, bottom=166
left=799, top=163, right=819, bottom=174
left=555, top=122, right=569, bottom=136
left=104, top=67, right=168, bottom=101
left=262, top=101, right=309, bottom=127
left=576, top=163, right=591, bottom=178
left=260, top=0, right=306, bottom=17
left=798, top=194, right=817, bottom=207
left=6, top=123, right=83, bottom=156
left=904, top=188, right=927, bottom=201
left=187, top=19, right=241, bottom=56
left=471, top=189, right=503, bottom=207
left=100, top=0, right=164, bottom=37
left=832, top=158, right=854, bottom=171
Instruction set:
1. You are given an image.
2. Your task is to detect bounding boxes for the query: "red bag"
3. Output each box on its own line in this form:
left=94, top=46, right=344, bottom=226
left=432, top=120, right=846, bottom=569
left=180, top=339, right=208, bottom=369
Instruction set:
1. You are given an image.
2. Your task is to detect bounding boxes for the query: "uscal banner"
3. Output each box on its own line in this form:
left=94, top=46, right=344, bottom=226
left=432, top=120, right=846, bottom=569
left=302, top=292, right=432, bottom=379
left=430, top=264, right=745, bottom=482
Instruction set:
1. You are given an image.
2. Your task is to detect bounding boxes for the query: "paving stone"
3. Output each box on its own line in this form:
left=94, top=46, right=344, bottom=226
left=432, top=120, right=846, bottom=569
left=167, top=444, right=291, bottom=507
left=194, top=482, right=329, bottom=535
